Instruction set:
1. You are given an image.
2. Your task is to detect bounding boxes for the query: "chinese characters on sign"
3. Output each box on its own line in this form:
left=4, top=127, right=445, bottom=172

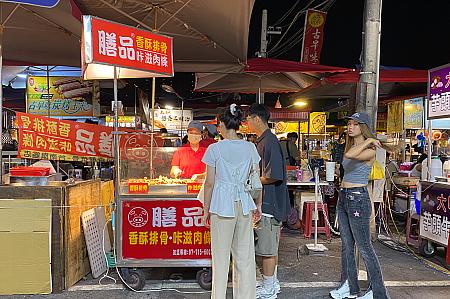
left=153, top=109, right=193, bottom=131
left=26, top=76, right=100, bottom=116
left=122, top=200, right=211, bottom=259
left=83, top=16, right=174, bottom=78
left=420, top=182, right=450, bottom=246
left=17, top=112, right=163, bottom=162
left=17, top=112, right=113, bottom=161
left=301, top=9, right=327, bottom=64
left=428, top=64, right=450, bottom=119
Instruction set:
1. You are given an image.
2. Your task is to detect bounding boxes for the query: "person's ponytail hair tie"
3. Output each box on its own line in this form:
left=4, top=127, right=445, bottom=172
left=217, top=103, right=243, bottom=131
left=230, top=103, right=237, bottom=116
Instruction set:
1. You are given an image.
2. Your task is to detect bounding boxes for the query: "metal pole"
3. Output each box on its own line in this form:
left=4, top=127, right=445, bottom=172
left=355, top=0, right=383, bottom=131
left=150, top=77, right=156, bottom=179
left=0, top=27, right=3, bottom=185
left=134, top=84, right=137, bottom=129
left=47, top=66, right=51, bottom=117
left=314, top=167, right=319, bottom=247
left=151, top=78, right=156, bottom=132
left=258, top=10, right=267, bottom=104
left=180, top=99, right=184, bottom=138
left=113, top=67, right=120, bottom=205
left=260, top=9, right=268, bottom=58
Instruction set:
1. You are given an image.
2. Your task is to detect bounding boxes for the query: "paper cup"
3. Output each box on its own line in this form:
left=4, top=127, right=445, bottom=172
left=326, top=162, right=336, bottom=181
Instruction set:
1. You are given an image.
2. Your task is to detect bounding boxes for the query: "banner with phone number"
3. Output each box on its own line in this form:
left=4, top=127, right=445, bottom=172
left=17, top=112, right=162, bottom=162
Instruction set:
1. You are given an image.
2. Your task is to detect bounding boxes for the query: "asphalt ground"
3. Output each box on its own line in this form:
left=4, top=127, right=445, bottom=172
left=2, top=229, right=449, bottom=299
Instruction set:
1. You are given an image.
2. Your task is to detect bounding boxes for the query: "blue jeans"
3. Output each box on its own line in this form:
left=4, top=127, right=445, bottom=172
left=337, top=187, right=390, bottom=299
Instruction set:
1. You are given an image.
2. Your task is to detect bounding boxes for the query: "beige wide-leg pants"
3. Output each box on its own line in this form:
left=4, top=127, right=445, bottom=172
left=210, top=201, right=256, bottom=299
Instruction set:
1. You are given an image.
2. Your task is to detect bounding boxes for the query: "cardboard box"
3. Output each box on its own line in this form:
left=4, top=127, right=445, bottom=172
left=0, top=199, right=51, bottom=295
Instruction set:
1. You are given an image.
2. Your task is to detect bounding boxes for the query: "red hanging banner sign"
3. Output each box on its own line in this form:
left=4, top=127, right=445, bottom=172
left=301, top=9, right=327, bottom=64
left=82, top=16, right=174, bottom=79
left=17, top=112, right=163, bottom=161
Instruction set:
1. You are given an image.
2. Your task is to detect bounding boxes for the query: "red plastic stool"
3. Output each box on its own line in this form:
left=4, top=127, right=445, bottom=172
left=302, top=202, right=331, bottom=240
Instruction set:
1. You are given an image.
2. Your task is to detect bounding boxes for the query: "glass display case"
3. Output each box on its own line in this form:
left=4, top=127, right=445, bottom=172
left=115, top=132, right=211, bottom=274
left=118, top=132, right=204, bottom=197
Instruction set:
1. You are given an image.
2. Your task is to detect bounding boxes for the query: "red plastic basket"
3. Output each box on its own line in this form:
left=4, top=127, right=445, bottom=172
left=10, top=166, right=51, bottom=177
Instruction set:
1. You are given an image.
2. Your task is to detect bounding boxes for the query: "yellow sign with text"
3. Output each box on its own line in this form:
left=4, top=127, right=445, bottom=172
left=26, top=76, right=100, bottom=116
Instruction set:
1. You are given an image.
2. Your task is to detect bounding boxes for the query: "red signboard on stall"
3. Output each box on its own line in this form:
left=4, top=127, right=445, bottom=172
left=121, top=200, right=211, bottom=259
left=17, top=112, right=163, bottom=161
left=301, top=9, right=327, bottom=64
left=82, top=15, right=174, bottom=78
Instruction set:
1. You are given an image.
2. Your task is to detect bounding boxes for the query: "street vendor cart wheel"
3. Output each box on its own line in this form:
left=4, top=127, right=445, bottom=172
left=419, top=239, right=436, bottom=258
left=122, top=268, right=146, bottom=291
left=196, top=268, right=212, bottom=290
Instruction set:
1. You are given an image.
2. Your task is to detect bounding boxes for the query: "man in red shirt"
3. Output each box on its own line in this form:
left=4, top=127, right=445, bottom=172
left=170, top=121, right=207, bottom=179
left=200, top=123, right=218, bottom=148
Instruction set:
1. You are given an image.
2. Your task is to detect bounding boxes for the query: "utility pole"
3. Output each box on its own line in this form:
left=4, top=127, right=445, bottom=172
left=355, top=0, right=383, bottom=131
left=258, top=9, right=268, bottom=104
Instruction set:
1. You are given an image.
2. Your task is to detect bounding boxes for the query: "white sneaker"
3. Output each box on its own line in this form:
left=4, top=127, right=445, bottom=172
left=256, top=285, right=277, bottom=299
left=356, top=290, right=373, bottom=299
left=329, top=280, right=357, bottom=299
left=257, top=279, right=281, bottom=294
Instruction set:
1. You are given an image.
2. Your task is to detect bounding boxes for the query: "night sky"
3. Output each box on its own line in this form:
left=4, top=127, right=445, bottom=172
left=106, top=1, right=450, bottom=109
left=249, top=0, right=450, bottom=70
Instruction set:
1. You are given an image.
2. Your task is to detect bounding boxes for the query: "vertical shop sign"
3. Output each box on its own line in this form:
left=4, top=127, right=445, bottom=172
left=420, top=182, right=450, bottom=246
left=301, top=9, right=327, bottom=64
left=122, top=200, right=211, bottom=259
left=428, top=64, right=450, bottom=119
left=82, top=16, right=174, bottom=77
left=387, top=101, right=404, bottom=134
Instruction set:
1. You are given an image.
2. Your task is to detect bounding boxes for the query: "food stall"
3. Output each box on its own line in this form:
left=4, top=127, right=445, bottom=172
left=417, top=63, right=450, bottom=265
left=80, top=16, right=213, bottom=290
left=115, top=142, right=211, bottom=290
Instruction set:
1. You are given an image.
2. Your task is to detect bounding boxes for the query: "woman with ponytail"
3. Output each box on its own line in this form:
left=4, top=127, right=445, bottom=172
left=202, top=104, right=262, bottom=299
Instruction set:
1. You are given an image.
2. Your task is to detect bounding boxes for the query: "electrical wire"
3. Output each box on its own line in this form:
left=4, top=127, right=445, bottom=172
left=269, top=0, right=338, bottom=58
left=378, top=165, right=450, bottom=276
left=270, top=0, right=301, bottom=27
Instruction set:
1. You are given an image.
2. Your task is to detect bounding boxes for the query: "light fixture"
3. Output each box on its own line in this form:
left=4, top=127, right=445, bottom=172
left=165, top=105, right=174, bottom=110
left=294, top=100, right=307, bottom=107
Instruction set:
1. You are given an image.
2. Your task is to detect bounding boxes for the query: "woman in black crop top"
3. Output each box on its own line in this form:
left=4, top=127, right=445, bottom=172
left=329, top=112, right=390, bottom=299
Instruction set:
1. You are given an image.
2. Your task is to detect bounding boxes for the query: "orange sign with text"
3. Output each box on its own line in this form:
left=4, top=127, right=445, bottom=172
left=187, top=182, right=203, bottom=194
left=128, top=182, right=149, bottom=194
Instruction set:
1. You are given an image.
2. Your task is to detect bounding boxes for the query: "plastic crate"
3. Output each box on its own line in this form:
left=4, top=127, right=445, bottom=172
left=10, top=166, right=50, bottom=177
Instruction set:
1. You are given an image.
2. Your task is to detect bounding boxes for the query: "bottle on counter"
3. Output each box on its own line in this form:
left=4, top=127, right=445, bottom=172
left=430, top=156, right=443, bottom=182
left=443, top=159, right=450, bottom=178
left=295, top=166, right=303, bottom=182
left=93, top=163, right=100, bottom=179
left=421, top=159, right=428, bottom=181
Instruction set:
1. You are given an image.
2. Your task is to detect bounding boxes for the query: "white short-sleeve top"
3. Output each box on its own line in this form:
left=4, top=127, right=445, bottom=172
left=202, top=139, right=261, bottom=217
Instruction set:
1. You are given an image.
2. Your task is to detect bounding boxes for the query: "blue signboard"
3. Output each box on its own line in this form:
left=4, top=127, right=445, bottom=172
left=0, top=0, right=60, bottom=8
